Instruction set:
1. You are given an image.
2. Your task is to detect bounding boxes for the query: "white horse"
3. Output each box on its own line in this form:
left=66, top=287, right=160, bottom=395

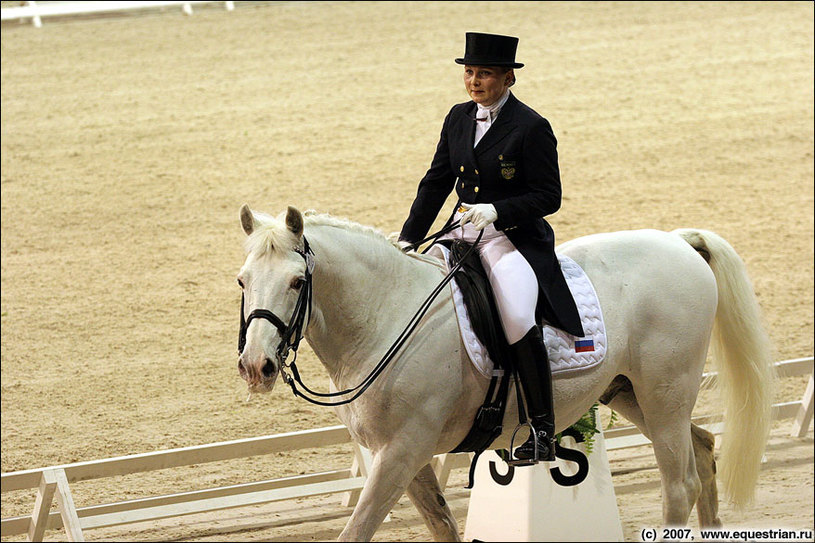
left=236, top=204, right=774, bottom=542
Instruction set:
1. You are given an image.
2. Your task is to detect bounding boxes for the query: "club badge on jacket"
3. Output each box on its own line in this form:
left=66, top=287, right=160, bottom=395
left=500, top=160, right=516, bottom=180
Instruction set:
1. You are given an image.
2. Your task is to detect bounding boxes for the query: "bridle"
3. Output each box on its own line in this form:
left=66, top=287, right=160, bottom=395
left=237, top=222, right=481, bottom=407
left=238, top=239, right=314, bottom=367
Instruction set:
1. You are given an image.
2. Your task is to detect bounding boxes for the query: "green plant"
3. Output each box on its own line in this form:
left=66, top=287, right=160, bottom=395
left=556, top=402, right=617, bottom=455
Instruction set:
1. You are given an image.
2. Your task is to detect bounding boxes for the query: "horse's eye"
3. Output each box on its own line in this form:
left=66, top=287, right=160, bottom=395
left=291, top=277, right=305, bottom=290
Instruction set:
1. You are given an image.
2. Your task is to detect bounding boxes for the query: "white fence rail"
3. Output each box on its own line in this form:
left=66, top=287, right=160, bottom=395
left=1, top=1, right=234, bottom=27
left=2, top=356, right=812, bottom=541
left=1, top=426, right=371, bottom=541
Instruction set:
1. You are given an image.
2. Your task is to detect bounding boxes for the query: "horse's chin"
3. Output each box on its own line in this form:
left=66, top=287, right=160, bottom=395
left=246, top=374, right=277, bottom=394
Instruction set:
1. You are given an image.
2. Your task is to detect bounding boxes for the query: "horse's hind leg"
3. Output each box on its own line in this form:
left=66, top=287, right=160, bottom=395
left=637, top=387, right=701, bottom=526
left=691, top=423, right=722, bottom=528
left=604, top=379, right=704, bottom=526
left=601, top=375, right=648, bottom=432
left=405, top=463, right=461, bottom=541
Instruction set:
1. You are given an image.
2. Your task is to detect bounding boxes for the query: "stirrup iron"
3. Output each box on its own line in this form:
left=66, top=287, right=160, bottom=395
left=506, top=421, right=539, bottom=467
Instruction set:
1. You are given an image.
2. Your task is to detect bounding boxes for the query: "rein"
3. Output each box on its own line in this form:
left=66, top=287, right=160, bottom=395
left=404, top=220, right=462, bottom=254
left=238, top=223, right=482, bottom=407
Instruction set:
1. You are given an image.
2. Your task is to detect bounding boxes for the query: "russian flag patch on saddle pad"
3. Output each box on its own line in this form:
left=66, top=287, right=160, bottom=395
left=574, top=339, right=596, bottom=353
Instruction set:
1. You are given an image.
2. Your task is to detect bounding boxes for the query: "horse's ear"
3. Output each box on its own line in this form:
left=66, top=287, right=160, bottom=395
left=240, top=204, right=258, bottom=235
left=285, top=206, right=304, bottom=238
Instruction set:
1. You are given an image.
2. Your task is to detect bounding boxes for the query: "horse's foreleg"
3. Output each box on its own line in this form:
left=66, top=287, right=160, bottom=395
left=405, top=463, right=461, bottom=542
left=338, top=445, right=431, bottom=542
left=691, top=423, right=722, bottom=528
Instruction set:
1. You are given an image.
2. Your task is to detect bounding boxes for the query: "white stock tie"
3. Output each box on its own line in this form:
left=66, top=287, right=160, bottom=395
left=474, top=108, right=491, bottom=147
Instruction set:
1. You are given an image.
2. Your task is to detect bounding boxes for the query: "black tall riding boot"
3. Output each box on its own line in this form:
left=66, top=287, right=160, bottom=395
left=512, top=326, right=557, bottom=462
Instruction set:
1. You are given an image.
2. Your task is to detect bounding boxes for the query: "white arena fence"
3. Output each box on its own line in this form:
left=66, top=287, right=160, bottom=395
left=1, top=1, right=235, bottom=28
left=2, top=356, right=812, bottom=541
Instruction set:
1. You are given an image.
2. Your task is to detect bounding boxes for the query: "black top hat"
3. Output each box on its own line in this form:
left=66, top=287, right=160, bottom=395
left=455, top=32, right=524, bottom=69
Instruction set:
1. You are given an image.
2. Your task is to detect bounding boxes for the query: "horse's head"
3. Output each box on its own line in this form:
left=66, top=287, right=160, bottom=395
left=237, top=204, right=311, bottom=393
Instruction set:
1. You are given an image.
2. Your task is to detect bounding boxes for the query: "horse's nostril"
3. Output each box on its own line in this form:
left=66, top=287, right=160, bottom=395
left=238, top=360, right=247, bottom=376
left=262, top=358, right=276, bottom=378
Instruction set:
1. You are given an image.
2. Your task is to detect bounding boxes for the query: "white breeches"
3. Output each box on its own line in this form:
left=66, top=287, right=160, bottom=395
left=439, top=215, right=538, bottom=344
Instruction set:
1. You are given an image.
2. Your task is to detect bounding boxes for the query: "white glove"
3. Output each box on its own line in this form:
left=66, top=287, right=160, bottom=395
left=459, top=203, right=498, bottom=231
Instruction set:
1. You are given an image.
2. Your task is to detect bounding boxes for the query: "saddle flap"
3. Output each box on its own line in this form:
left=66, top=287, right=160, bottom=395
left=440, top=239, right=512, bottom=370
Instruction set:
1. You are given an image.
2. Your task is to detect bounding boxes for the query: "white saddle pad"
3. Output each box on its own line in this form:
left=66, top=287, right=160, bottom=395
left=436, top=246, right=607, bottom=379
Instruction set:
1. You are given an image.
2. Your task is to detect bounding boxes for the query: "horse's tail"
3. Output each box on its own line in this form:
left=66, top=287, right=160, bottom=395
left=673, top=228, right=775, bottom=509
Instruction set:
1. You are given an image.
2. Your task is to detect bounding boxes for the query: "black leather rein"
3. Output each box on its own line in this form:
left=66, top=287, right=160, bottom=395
left=238, top=226, right=482, bottom=407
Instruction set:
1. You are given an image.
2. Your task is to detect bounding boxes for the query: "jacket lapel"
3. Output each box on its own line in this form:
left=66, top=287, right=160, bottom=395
left=474, top=93, right=518, bottom=156
left=464, top=102, right=479, bottom=165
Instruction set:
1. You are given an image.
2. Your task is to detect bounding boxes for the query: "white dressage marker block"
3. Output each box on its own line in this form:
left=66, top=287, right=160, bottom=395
left=464, top=427, right=623, bottom=542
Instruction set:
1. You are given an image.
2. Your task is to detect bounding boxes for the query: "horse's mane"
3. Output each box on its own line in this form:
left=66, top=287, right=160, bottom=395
left=303, top=210, right=394, bottom=246
left=244, top=209, right=442, bottom=267
left=303, top=211, right=443, bottom=267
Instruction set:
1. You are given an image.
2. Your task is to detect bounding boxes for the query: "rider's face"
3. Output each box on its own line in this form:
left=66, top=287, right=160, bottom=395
left=464, top=65, right=512, bottom=106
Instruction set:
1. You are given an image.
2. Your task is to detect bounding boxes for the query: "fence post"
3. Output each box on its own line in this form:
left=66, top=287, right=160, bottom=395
left=27, top=469, right=57, bottom=541
left=791, top=373, right=814, bottom=437
left=341, top=442, right=372, bottom=508
left=431, top=453, right=470, bottom=490
left=27, top=1, right=42, bottom=28
left=53, top=468, right=83, bottom=541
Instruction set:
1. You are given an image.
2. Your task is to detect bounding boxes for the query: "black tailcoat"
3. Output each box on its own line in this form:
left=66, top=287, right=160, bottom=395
left=400, top=93, right=584, bottom=338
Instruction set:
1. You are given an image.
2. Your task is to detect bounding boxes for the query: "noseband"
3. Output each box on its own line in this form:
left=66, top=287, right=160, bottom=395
left=237, top=238, right=314, bottom=364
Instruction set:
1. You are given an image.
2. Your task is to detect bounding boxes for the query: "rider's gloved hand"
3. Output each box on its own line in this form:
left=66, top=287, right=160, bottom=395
left=460, top=203, right=498, bottom=231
